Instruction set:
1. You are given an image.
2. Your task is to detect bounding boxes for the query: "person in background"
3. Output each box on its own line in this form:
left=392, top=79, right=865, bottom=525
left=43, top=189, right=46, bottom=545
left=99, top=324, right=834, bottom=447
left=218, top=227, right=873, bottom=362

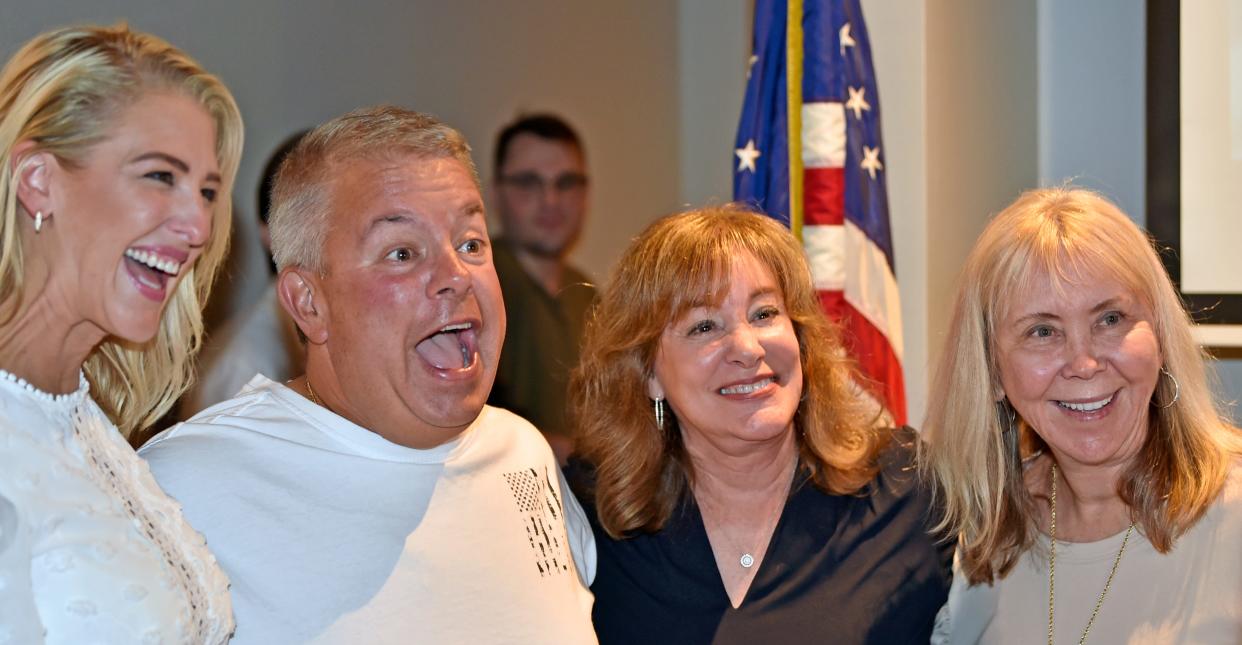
left=568, top=205, right=952, bottom=644
left=925, top=188, right=1242, bottom=643
left=182, top=130, right=307, bottom=414
left=140, top=105, right=597, bottom=644
left=488, top=113, right=595, bottom=463
left=0, top=24, right=242, bottom=643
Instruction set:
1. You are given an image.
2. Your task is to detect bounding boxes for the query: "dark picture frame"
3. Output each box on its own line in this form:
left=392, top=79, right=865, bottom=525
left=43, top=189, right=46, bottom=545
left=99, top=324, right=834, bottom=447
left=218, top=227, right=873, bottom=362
left=1146, top=0, right=1242, bottom=326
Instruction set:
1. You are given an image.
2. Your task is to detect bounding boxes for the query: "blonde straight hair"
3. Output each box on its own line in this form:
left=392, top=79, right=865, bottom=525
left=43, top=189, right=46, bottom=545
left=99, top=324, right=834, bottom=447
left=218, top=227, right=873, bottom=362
left=0, top=24, right=243, bottom=434
left=922, top=187, right=1242, bottom=584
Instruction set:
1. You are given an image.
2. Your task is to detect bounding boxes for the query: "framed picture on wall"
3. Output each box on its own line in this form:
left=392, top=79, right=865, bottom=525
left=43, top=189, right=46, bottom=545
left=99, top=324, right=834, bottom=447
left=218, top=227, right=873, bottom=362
left=1147, top=0, right=1242, bottom=347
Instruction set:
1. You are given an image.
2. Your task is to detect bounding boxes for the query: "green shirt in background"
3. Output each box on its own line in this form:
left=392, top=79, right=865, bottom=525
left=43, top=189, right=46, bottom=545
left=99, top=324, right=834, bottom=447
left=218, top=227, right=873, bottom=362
left=489, top=239, right=596, bottom=438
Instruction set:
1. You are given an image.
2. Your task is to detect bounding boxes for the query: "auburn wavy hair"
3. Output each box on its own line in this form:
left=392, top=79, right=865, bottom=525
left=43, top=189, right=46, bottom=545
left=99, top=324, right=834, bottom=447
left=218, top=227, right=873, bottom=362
left=921, top=187, right=1242, bottom=584
left=571, top=204, right=887, bottom=538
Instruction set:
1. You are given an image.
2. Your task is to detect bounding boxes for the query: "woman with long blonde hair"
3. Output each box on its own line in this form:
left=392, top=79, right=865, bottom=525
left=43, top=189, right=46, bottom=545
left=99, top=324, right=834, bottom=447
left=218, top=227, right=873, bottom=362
left=926, top=188, right=1242, bottom=643
left=0, top=24, right=242, bottom=643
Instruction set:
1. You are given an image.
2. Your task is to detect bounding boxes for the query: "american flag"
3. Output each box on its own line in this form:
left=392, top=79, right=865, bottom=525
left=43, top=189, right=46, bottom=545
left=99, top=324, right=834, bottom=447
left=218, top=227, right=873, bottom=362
left=734, top=0, right=906, bottom=425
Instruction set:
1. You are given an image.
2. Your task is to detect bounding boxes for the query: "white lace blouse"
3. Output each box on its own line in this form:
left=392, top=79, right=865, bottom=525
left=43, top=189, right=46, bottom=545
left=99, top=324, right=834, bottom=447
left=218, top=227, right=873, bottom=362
left=0, top=371, right=233, bottom=644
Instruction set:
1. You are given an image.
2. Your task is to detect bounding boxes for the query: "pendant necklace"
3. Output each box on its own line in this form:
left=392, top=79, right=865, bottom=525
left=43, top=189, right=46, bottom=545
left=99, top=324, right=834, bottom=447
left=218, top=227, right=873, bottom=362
left=1047, top=463, right=1134, bottom=645
left=706, top=464, right=794, bottom=570
left=736, top=494, right=784, bottom=568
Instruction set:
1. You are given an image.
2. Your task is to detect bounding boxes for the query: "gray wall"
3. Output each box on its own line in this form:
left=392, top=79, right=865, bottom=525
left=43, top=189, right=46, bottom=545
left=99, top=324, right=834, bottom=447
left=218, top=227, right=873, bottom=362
left=865, top=0, right=1241, bottom=423
left=5, top=2, right=1235, bottom=423
left=1038, top=0, right=1146, bottom=219
left=677, top=0, right=748, bottom=208
left=1, top=2, right=685, bottom=322
left=925, top=0, right=1041, bottom=384
left=861, top=1, right=933, bottom=419
left=860, top=0, right=1043, bottom=420
left=1038, top=0, right=1241, bottom=419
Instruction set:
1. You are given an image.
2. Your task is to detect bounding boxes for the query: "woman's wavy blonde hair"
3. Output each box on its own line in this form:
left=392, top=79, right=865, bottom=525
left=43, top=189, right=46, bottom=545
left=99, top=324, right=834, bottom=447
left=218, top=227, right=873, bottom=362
left=0, top=24, right=243, bottom=435
left=571, top=204, right=886, bottom=538
left=922, top=187, right=1242, bottom=584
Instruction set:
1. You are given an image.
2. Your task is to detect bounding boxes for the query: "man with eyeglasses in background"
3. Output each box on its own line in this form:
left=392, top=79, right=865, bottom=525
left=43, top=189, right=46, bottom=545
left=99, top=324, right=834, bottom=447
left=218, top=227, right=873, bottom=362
left=489, top=113, right=595, bottom=464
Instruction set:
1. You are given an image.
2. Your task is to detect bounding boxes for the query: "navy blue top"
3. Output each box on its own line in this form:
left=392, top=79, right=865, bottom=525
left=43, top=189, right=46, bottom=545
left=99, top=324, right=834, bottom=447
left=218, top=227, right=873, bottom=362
left=568, top=430, right=952, bottom=644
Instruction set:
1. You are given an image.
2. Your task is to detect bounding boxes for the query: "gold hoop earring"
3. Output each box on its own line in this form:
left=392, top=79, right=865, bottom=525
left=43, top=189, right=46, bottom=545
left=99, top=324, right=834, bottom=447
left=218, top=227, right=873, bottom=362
left=996, top=399, right=1016, bottom=433
left=1155, top=366, right=1180, bottom=409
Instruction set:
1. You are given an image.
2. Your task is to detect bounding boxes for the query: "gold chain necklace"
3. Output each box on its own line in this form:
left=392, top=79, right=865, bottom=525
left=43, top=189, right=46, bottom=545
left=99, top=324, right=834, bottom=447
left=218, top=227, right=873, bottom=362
left=305, top=378, right=322, bottom=406
left=304, top=378, right=336, bottom=416
left=1047, top=463, right=1134, bottom=645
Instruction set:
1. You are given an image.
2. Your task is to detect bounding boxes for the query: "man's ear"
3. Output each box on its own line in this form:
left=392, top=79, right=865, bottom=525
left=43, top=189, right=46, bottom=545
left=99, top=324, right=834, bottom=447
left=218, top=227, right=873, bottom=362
left=277, top=267, right=329, bottom=345
left=11, top=141, right=56, bottom=222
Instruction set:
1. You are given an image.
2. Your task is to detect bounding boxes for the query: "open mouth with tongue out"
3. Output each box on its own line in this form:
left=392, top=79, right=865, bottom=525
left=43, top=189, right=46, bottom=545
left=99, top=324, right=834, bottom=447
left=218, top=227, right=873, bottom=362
left=414, top=321, right=480, bottom=371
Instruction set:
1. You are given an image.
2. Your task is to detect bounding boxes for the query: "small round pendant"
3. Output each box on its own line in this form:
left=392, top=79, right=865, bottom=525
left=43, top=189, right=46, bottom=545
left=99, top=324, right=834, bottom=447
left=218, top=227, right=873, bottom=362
left=740, top=553, right=755, bottom=568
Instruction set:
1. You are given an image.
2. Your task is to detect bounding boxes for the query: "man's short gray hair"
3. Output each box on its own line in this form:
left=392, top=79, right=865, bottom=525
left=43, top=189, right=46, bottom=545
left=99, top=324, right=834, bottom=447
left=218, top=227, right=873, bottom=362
left=269, top=105, right=479, bottom=272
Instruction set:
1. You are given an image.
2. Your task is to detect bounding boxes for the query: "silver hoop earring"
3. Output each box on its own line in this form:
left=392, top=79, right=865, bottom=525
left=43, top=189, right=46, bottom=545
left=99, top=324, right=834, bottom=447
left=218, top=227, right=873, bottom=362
left=1156, top=366, right=1180, bottom=409
left=33, top=211, right=43, bottom=233
left=654, top=397, right=665, bottom=431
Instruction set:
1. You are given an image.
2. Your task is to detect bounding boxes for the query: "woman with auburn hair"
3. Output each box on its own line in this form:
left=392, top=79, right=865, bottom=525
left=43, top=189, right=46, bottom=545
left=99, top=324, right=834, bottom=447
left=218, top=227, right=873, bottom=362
left=925, top=188, right=1242, bottom=643
left=0, top=25, right=242, bottom=643
left=568, top=205, right=951, bottom=644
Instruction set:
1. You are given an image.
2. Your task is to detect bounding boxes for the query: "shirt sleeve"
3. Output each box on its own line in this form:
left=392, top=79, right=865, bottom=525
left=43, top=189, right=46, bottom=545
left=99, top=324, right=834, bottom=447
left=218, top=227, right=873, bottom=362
left=556, top=465, right=597, bottom=587
left=0, top=491, right=46, bottom=644
left=931, top=546, right=994, bottom=645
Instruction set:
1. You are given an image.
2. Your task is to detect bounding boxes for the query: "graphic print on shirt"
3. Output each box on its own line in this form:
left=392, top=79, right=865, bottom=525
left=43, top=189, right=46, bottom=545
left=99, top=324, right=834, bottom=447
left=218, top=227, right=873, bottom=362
left=502, top=466, right=571, bottom=577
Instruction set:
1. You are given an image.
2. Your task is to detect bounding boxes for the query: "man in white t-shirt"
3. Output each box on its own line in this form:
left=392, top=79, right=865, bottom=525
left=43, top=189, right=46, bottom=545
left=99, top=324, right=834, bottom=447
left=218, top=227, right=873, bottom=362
left=140, top=106, right=597, bottom=644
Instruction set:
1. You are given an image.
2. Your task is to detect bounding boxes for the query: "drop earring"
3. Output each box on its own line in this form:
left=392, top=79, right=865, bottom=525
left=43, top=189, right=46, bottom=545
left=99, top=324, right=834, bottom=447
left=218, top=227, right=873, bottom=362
left=33, top=211, right=43, bottom=233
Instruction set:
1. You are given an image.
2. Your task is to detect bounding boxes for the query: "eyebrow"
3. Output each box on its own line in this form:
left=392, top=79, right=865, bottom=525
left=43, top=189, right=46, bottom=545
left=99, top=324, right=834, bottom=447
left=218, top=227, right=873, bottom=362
left=750, top=286, right=780, bottom=301
left=1011, top=297, right=1126, bottom=326
left=365, top=203, right=485, bottom=233
left=685, top=285, right=780, bottom=311
left=1013, top=312, right=1058, bottom=327
left=1090, top=297, right=1124, bottom=313
left=132, top=151, right=222, bottom=183
left=366, top=212, right=417, bottom=234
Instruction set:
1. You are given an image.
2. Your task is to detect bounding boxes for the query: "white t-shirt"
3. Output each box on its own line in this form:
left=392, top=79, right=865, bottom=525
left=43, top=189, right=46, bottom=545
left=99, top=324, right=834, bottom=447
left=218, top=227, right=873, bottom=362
left=140, top=375, right=597, bottom=644
left=933, top=463, right=1242, bottom=644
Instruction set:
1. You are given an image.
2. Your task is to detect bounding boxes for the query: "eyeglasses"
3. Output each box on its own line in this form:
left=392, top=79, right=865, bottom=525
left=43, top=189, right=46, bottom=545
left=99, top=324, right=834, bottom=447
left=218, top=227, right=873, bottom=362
left=499, top=172, right=588, bottom=197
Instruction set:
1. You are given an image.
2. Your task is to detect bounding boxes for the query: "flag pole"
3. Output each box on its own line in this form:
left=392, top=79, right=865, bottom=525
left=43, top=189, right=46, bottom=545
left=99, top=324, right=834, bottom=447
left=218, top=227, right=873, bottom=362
left=786, top=0, right=804, bottom=242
